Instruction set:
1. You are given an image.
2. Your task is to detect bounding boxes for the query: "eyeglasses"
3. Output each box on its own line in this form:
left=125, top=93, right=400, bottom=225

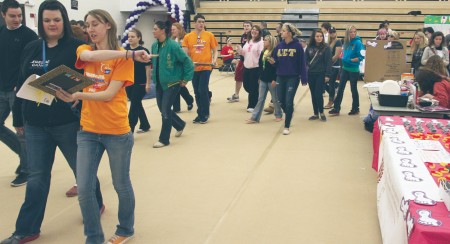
left=388, top=35, right=394, bottom=38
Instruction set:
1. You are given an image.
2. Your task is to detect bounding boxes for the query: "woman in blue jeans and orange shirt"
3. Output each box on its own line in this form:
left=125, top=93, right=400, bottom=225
left=56, top=9, right=150, bottom=244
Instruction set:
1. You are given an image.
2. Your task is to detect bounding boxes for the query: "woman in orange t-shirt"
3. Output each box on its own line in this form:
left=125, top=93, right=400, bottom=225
left=56, top=9, right=150, bottom=244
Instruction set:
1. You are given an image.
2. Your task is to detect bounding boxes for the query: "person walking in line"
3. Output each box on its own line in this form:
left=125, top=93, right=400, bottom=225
left=151, top=21, right=194, bottom=148
left=0, top=0, right=37, bottom=187
left=237, top=25, right=264, bottom=113
left=305, top=29, right=332, bottom=122
left=263, top=22, right=285, bottom=114
left=126, top=28, right=151, bottom=134
left=246, top=35, right=282, bottom=123
left=56, top=9, right=150, bottom=244
left=329, top=25, right=365, bottom=116
left=1, top=1, right=105, bottom=244
left=171, top=22, right=194, bottom=113
left=324, top=26, right=342, bottom=109
left=272, top=23, right=308, bottom=135
left=182, top=14, right=218, bottom=124
left=227, top=20, right=252, bottom=103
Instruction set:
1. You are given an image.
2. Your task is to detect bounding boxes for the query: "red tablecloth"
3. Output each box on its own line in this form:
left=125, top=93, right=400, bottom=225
left=372, top=116, right=450, bottom=171
left=375, top=116, right=450, bottom=244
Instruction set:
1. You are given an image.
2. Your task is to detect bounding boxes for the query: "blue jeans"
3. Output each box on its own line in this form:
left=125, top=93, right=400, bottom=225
left=276, top=76, right=300, bottom=128
left=77, top=131, right=135, bottom=244
left=308, top=72, right=326, bottom=115
left=325, top=67, right=340, bottom=101
left=14, top=121, right=103, bottom=236
left=192, top=70, right=212, bottom=119
left=0, top=91, right=27, bottom=173
left=251, top=81, right=282, bottom=122
left=333, top=68, right=360, bottom=112
left=156, top=84, right=186, bottom=145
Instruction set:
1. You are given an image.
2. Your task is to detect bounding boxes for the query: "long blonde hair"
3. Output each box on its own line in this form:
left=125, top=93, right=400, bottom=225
left=343, top=25, right=357, bottom=48
left=85, top=9, right=120, bottom=50
left=329, top=33, right=338, bottom=50
left=411, top=31, right=428, bottom=52
left=264, top=35, right=278, bottom=56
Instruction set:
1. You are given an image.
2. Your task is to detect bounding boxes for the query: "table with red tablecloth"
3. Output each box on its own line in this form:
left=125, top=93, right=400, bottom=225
left=373, top=116, right=450, bottom=171
left=374, top=116, right=450, bottom=244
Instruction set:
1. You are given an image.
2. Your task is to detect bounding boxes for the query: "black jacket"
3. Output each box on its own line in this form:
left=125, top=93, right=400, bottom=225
left=305, top=44, right=332, bottom=77
left=13, top=37, right=85, bottom=127
left=258, top=50, right=277, bottom=83
left=0, top=25, right=37, bottom=91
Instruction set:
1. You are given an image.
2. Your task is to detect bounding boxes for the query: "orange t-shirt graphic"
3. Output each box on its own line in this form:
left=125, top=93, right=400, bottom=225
left=75, top=45, right=134, bottom=135
left=182, top=31, right=218, bottom=72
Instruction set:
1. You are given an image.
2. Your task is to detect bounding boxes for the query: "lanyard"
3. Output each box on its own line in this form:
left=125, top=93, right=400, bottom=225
left=41, top=40, right=80, bottom=117
left=42, top=40, right=48, bottom=72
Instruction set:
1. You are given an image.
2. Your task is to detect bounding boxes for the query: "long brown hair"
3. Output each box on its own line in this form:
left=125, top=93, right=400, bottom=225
left=171, top=22, right=186, bottom=41
left=425, top=55, right=447, bottom=76
left=308, top=29, right=326, bottom=49
left=84, top=9, right=120, bottom=50
left=251, top=25, right=262, bottom=42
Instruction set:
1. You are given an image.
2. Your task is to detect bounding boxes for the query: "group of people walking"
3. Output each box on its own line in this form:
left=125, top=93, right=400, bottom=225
left=229, top=20, right=365, bottom=135
left=12, top=0, right=444, bottom=243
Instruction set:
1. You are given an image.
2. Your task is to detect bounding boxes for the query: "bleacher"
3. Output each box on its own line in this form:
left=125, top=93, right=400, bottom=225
left=191, top=1, right=449, bottom=62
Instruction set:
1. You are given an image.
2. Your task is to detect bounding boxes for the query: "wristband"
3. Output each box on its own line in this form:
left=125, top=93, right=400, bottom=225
left=132, top=51, right=135, bottom=61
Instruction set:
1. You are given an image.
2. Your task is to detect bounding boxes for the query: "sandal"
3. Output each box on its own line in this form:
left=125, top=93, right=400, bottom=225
left=246, top=119, right=258, bottom=124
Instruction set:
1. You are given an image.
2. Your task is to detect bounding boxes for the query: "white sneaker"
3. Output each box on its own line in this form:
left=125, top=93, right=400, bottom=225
left=247, top=108, right=254, bottom=113
left=153, top=142, right=167, bottom=148
left=283, top=128, right=290, bottom=135
left=227, top=94, right=239, bottom=102
left=175, top=130, right=183, bottom=137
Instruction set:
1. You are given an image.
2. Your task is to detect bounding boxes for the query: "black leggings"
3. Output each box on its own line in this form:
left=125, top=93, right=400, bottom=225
left=243, top=67, right=260, bottom=109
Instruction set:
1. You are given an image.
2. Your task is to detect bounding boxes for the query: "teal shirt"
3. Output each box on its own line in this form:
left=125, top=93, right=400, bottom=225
left=341, top=36, right=364, bottom=73
left=151, top=38, right=194, bottom=90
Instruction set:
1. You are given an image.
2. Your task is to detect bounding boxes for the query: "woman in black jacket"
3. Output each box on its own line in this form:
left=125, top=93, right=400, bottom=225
left=2, top=1, right=103, bottom=243
left=246, top=35, right=282, bottom=123
left=306, top=29, right=332, bottom=122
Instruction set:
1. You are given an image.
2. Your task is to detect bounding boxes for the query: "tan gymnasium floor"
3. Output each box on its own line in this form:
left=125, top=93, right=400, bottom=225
left=0, top=71, right=381, bottom=244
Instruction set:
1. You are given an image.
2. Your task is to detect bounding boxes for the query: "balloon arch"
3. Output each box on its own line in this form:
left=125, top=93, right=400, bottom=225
left=120, top=0, right=185, bottom=47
